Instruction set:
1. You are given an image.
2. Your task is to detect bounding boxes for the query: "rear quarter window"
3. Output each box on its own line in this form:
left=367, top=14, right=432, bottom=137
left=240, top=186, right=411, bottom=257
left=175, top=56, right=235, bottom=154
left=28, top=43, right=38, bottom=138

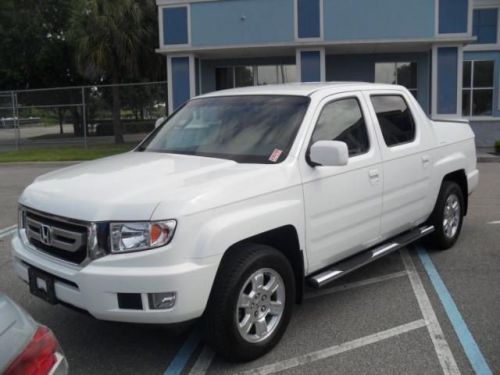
left=370, top=95, right=416, bottom=147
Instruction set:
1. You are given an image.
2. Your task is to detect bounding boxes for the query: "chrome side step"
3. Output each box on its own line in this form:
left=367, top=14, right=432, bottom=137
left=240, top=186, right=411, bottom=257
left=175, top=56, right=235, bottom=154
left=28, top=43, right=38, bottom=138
left=307, top=225, right=434, bottom=288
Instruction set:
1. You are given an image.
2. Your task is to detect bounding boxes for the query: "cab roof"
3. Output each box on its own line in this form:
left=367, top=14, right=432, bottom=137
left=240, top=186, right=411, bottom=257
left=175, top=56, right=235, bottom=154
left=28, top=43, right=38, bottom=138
left=197, top=82, right=405, bottom=98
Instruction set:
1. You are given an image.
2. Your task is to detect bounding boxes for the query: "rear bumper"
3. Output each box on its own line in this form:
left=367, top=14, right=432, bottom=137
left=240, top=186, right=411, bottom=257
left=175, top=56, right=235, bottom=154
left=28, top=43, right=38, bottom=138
left=11, top=234, right=219, bottom=324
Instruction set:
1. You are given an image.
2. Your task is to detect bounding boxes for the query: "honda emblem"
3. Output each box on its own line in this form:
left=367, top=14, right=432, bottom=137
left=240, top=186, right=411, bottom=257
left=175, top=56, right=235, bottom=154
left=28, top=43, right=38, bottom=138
left=40, top=224, right=52, bottom=245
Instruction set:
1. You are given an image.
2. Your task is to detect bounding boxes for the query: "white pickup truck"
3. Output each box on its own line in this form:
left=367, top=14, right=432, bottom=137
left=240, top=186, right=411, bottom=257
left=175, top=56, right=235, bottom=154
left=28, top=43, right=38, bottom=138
left=12, top=83, right=478, bottom=361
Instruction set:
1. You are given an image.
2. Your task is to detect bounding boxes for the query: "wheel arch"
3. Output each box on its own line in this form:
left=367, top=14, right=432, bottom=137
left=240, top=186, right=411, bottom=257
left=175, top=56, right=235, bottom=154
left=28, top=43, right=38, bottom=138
left=217, top=225, right=305, bottom=304
left=442, top=169, right=468, bottom=216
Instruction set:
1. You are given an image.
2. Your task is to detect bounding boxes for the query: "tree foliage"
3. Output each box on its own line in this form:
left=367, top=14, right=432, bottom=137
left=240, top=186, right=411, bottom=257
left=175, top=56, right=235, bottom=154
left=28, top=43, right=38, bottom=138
left=68, top=0, right=164, bottom=143
left=0, top=0, right=164, bottom=144
left=0, top=0, right=83, bottom=90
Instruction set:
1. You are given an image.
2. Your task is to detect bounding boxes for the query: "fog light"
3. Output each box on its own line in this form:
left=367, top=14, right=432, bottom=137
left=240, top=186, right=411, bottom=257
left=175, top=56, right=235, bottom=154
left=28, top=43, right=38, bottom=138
left=149, top=292, right=176, bottom=310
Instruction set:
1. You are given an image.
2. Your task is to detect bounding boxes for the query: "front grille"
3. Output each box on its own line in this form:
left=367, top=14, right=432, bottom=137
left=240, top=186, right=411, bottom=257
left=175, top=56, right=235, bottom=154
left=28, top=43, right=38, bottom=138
left=24, top=209, right=89, bottom=264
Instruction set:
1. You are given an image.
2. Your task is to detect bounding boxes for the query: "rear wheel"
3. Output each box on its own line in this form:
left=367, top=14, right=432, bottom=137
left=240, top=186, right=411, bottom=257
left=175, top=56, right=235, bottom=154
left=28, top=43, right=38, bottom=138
left=203, top=243, right=295, bottom=362
left=426, top=181, right=464, bottom=249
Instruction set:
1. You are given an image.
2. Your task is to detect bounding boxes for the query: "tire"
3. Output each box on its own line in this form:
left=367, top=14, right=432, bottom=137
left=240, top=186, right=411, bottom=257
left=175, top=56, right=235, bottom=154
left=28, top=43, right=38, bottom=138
left=203, top=243, right=295, bottom=362
left=426, top=181, right=464, bottom=250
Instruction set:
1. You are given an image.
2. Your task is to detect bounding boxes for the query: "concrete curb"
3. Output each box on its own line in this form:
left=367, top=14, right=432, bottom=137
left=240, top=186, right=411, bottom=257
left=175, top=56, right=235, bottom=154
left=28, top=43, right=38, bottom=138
left=477, top=154, right=500, bottom=163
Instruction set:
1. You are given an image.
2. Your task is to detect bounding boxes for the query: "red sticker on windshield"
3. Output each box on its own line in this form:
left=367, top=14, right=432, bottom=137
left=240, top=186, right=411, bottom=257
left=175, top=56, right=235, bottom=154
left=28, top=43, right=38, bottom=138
left=269, top=149, right=283, bottom=162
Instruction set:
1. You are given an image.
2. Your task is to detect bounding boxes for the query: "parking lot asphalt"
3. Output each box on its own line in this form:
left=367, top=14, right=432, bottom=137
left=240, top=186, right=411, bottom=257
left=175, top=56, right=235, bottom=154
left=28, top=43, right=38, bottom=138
left=0, top=161, right=498, bottom=375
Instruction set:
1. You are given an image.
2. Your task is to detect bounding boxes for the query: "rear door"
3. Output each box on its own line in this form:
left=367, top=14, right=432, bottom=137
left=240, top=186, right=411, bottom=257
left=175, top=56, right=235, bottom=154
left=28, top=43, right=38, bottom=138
left=299, top=91, right=383, bottom=273
left=364, top=90, right=432, bottom=239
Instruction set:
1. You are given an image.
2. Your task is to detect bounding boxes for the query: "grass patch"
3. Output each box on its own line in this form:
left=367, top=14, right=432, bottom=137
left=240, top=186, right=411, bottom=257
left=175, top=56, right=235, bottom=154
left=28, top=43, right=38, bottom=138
left=0, top=143, right=134, bottom=163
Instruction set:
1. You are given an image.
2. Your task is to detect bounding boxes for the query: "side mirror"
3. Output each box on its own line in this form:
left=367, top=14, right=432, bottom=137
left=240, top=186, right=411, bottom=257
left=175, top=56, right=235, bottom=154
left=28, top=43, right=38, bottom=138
left=155, top=116, right=167, bottom=128
left=309, top=140, right=349, bottom=166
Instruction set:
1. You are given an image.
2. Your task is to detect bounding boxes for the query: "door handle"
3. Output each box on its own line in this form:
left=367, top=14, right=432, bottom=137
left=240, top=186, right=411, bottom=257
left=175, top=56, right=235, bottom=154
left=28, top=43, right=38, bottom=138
left=368, top=169, right=380, bottom=184
left=422, top=155, right=430, bottom=167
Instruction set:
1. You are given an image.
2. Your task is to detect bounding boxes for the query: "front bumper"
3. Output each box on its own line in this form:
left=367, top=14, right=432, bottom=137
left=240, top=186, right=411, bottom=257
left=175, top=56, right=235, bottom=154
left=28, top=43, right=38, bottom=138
left=49, top=353, right=68, bottom=375
left=11, top=233, right=219, bottom=324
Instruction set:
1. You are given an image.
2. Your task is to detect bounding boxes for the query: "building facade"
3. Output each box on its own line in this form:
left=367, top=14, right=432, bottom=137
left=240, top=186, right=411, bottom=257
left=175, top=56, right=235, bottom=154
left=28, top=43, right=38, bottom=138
left=157, top=0, right=500, bottom=149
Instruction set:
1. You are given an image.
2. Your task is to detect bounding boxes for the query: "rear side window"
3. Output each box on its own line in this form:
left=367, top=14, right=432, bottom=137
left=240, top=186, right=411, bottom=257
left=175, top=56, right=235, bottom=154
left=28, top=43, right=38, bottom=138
left=370, top=95, right=416, bottom=147
left=311, top=97, right=370, bottom=156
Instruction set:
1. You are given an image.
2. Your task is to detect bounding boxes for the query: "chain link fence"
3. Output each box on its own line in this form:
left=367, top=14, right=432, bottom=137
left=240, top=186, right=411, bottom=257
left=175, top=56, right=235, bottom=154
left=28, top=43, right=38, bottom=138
left=0, top=81, right=168, bottom=151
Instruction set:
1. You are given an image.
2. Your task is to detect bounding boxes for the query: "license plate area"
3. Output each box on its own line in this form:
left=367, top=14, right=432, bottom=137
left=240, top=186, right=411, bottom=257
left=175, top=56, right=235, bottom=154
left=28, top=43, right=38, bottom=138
left=28, top=267, right=58, bottom=305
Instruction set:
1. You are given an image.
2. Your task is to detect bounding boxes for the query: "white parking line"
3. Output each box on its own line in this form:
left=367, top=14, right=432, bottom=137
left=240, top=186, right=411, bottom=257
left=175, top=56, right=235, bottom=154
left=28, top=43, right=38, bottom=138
left=187, top=270, right=410, bottom=374
left=236, top=320, right=427, bottom=375
left=188, top=346, right=215, bottom=375
left=305, top=271, right=408, bottom=300
left=400, top=249, right=460, bottom=375
left=0, top=225, right=16, bottom=239
left=487, top=220, right=500, bottom=225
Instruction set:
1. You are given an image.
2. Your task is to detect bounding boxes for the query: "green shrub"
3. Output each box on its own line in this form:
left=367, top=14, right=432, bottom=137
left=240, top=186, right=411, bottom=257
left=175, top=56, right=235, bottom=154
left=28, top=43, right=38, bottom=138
left=496, top=140, right=500, bottom=153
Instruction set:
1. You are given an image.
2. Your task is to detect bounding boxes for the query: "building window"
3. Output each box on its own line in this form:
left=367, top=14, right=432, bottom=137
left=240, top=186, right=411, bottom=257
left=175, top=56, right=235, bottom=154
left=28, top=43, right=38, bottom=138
left=297, top=0, right=321, bottom=39
left=162, top=7, right=189, bottom=45
left=235, top=66, right=254, bottom=87
left=473, top=9, right=498, bottom=44
left=215, top=65, right=297, bottom=90
left=375, top=62, right=418, bottom=98
left=462, top=60, right=494, bottom=116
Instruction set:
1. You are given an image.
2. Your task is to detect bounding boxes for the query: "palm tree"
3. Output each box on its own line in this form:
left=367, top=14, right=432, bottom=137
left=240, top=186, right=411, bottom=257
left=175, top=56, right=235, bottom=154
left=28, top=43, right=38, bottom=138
left=68, top=0, right=158, bottom=144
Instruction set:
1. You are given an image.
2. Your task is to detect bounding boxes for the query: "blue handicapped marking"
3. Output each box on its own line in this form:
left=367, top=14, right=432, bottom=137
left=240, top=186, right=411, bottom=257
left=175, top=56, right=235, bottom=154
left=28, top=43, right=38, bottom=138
left=417, top=247, right=493, bottom=375
left=164, top=329, right=201, bottom=375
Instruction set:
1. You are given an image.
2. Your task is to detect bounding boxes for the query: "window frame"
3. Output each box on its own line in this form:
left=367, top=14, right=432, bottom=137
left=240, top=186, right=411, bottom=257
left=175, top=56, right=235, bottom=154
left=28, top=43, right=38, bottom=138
left=472, top=8, right=498, bottom=45
left=462, top=59, right=495, bottom=117
left=369, top=94, right=417, bottom=148
left=306, top=95, right=371, bottom=165
left=465, top=5, right=500, bottom=51
left=159, top=5, right=191, bottom=47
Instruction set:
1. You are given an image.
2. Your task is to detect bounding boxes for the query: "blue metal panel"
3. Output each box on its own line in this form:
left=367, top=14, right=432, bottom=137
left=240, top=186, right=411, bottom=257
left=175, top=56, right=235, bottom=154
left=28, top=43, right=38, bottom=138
left=190, top=0, right=294, bottom=46
left=298, top=0, right=320, bottom=38
left=325, top=52, right=430, bottom=113
left=464, top=50, right=500, bottom=117
left=163, top=7, right=188, bottom=45
left=437, top=47, right=458, bottom=114
left=439, top=0, right=468, bottom=34
left=323, top=0, right=434, bottom=40
left=473, top=9, right=498, bottom=44
left=301, top=51, right=321, bottom=82
left=171, top=57, right=190, bottom=110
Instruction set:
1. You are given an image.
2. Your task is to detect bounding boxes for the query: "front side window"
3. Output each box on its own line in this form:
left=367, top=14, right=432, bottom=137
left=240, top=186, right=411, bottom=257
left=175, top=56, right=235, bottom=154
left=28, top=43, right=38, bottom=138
left=138, top=95, right=310, bottom=164
left=371, top=95, right=416, bottom=147
left=462, top=60, right=494, bottom=116
left=375, top=62, right=418, bottom=98
left=310, top=97, right=370, bottom=157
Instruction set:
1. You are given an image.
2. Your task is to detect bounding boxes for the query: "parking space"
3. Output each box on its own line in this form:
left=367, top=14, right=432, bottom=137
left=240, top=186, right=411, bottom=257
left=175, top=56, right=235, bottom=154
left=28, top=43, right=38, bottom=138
left=0, top=162, right=498, bottom=374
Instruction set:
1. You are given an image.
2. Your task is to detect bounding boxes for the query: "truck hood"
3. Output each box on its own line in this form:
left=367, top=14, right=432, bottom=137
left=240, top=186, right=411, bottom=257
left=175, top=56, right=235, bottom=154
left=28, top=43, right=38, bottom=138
left=19, top=151, right=298, bottom=221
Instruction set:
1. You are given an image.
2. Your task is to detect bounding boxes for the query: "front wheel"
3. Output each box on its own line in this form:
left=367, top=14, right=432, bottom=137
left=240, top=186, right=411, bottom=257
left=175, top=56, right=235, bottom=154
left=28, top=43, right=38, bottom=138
left=203, top=244, right=295, bottom=362
left=426, top=181, right=464, bottom=250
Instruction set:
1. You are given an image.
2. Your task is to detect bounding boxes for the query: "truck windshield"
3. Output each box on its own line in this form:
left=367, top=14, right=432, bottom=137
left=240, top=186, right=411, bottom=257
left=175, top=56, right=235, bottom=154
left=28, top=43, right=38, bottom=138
left=137, top=95, right=310, bottom=163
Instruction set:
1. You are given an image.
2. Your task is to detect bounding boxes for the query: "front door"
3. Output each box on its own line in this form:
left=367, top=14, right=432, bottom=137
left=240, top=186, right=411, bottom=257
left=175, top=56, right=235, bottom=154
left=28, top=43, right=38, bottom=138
left=299, top=92, right=383, bottom=273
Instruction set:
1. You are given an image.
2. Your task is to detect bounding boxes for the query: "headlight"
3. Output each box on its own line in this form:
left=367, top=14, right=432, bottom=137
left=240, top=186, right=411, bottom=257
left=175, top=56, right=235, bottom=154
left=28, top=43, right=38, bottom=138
left=110, top=220, right=176, bottom=253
